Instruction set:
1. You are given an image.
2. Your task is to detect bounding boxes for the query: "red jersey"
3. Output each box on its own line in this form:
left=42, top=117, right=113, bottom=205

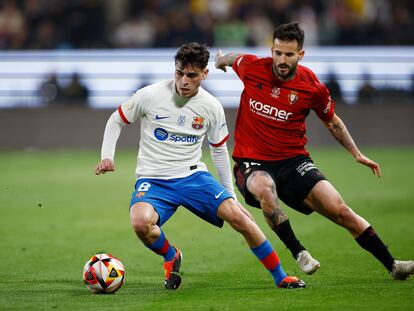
left=232, top=54, right=335, bottom=161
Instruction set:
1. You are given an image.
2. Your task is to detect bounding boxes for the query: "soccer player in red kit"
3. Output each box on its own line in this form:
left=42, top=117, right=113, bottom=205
left=215, top=22, right=414, bottom=280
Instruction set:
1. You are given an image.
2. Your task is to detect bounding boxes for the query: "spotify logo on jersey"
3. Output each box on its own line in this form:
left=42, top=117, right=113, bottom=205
left=154, top=127, right=199, bottom=143
left=154, top=128, right=169, bottom=141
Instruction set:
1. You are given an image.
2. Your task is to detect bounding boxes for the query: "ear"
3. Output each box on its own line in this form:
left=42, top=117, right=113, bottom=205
left=202, top=68, right=209, bottom=80
left=298, top=50, right=305, bottom=61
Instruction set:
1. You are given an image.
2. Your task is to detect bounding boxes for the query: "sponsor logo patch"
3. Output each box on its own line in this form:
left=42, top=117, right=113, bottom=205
left=249, top=98, right=293, bottom=121
left=153, top=127, right=199, bottom=143
left=154, top=128, right=169, bottom=141
left=296, top=161, right=317, bottom=176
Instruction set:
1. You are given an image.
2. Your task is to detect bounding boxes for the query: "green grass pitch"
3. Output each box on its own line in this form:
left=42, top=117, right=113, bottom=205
left=0, top=147, right=413, bottom=310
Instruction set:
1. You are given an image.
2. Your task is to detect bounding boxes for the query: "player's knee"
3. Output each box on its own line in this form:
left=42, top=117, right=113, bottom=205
left=131, top=216, right=152, bottom=236
left=130, top=210, right=153, bottom=237
left=218, top=200, right=256, bottom=233
left=336, top=203, right=354, bottom=227
left=224, top=205, right=251, bottom=233
left=248, top=173, right=275, bottom=203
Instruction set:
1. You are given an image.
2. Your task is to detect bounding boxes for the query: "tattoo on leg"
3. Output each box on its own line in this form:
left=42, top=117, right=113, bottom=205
left=249, top=170, right=289, bottom=229
left=263, top=207, right=288, bottom=229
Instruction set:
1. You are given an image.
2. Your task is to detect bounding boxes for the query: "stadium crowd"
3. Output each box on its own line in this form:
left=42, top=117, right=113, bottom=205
left=0, top=0, right=413, bottom=50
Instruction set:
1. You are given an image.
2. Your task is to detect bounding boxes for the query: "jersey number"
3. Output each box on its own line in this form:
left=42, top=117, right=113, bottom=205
left=138, top=182, right=151, bottom=192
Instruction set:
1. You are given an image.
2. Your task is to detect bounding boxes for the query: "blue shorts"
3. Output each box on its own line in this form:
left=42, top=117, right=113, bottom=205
left=129, top=171, right=232, bottom=228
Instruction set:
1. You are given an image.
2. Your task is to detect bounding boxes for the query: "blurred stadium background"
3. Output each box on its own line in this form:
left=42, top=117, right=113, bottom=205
left=0, top=0, right=413, bottom=149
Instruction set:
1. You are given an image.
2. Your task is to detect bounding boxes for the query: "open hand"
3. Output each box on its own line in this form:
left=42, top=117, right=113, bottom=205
left=356, top=153, right=381, bottom=177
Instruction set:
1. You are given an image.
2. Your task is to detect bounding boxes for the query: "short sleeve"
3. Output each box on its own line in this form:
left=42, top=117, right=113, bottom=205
left=232, top=54, right=259, bottom=82
left=313, top=82, right=336, bottom=121
left=207, top=103, right=229, bottom=147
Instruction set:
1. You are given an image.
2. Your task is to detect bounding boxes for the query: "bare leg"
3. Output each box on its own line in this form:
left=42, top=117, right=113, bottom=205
left=303, top=180, right=370, bottom=237
left=130, top=202, right=161, bottom=244
left=246, top=171, right=288, bottom=230
left=304, top=180, right=398, bottom=274
left=217, top=198, right=266, bottom=247
left=245, top=171, right=320, bottom=274
left=130, top=202, right=182, bottom=289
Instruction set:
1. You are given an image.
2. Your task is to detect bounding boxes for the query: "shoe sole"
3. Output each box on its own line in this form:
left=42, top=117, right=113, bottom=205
left=278, top=279, right=306, bottom=289
left=304, top=263, right=321, bottom=275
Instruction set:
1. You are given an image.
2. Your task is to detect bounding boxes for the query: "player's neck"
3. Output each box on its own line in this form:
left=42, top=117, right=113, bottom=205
left=173, top=87, right=195, bottom=106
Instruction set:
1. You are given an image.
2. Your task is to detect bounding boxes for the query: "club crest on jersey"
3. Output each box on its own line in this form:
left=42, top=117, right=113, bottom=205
left=271, top=87, right=280, bottom=98
left=177, top=115, right=186, bottom=126
left=192, top=116, right=204, bottom=129
left=288, top=91, right=299, bottom=105
left=135, top=191, right=146, bottom=198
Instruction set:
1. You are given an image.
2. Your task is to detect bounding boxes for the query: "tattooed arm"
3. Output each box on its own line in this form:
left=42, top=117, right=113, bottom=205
left=323, top=113, right=381, bottom=177
left=215, top=50, right=245, bottom=72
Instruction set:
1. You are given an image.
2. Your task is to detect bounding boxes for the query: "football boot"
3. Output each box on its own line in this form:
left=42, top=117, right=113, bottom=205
left=296, top=250, right=320, bottom=275
left=391, top=260, right=414, bottom=280
left=164, top=248, right=183, bottom=289
left=278, top=276, right=306, bottom=289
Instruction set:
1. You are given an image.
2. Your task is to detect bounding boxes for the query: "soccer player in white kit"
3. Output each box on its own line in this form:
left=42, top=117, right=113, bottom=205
left=95, top=42, right=305, bottom=290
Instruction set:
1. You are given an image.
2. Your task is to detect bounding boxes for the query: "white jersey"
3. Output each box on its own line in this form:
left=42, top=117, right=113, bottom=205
left=116, top=80, right=229, bottom=179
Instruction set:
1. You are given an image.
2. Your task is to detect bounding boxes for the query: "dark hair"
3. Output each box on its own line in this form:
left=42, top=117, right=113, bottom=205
left=272, top=22, right=305, bottom=49
left=175, top=42, right=210, bottom=70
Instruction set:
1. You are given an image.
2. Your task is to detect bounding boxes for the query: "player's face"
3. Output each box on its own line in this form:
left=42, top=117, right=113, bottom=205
left=175, top=64, right=208, bottom=98
left=271, top=39, right=304, bottom=81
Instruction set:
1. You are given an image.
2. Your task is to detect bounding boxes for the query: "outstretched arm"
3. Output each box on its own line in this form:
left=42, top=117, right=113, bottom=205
left=323, top=113, right=381, bottom=177
left=215, top=50, right=245, bottom=72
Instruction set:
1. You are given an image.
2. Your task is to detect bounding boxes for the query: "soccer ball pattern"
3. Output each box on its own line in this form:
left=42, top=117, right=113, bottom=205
left=83, top=253, right=125, bottom=294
